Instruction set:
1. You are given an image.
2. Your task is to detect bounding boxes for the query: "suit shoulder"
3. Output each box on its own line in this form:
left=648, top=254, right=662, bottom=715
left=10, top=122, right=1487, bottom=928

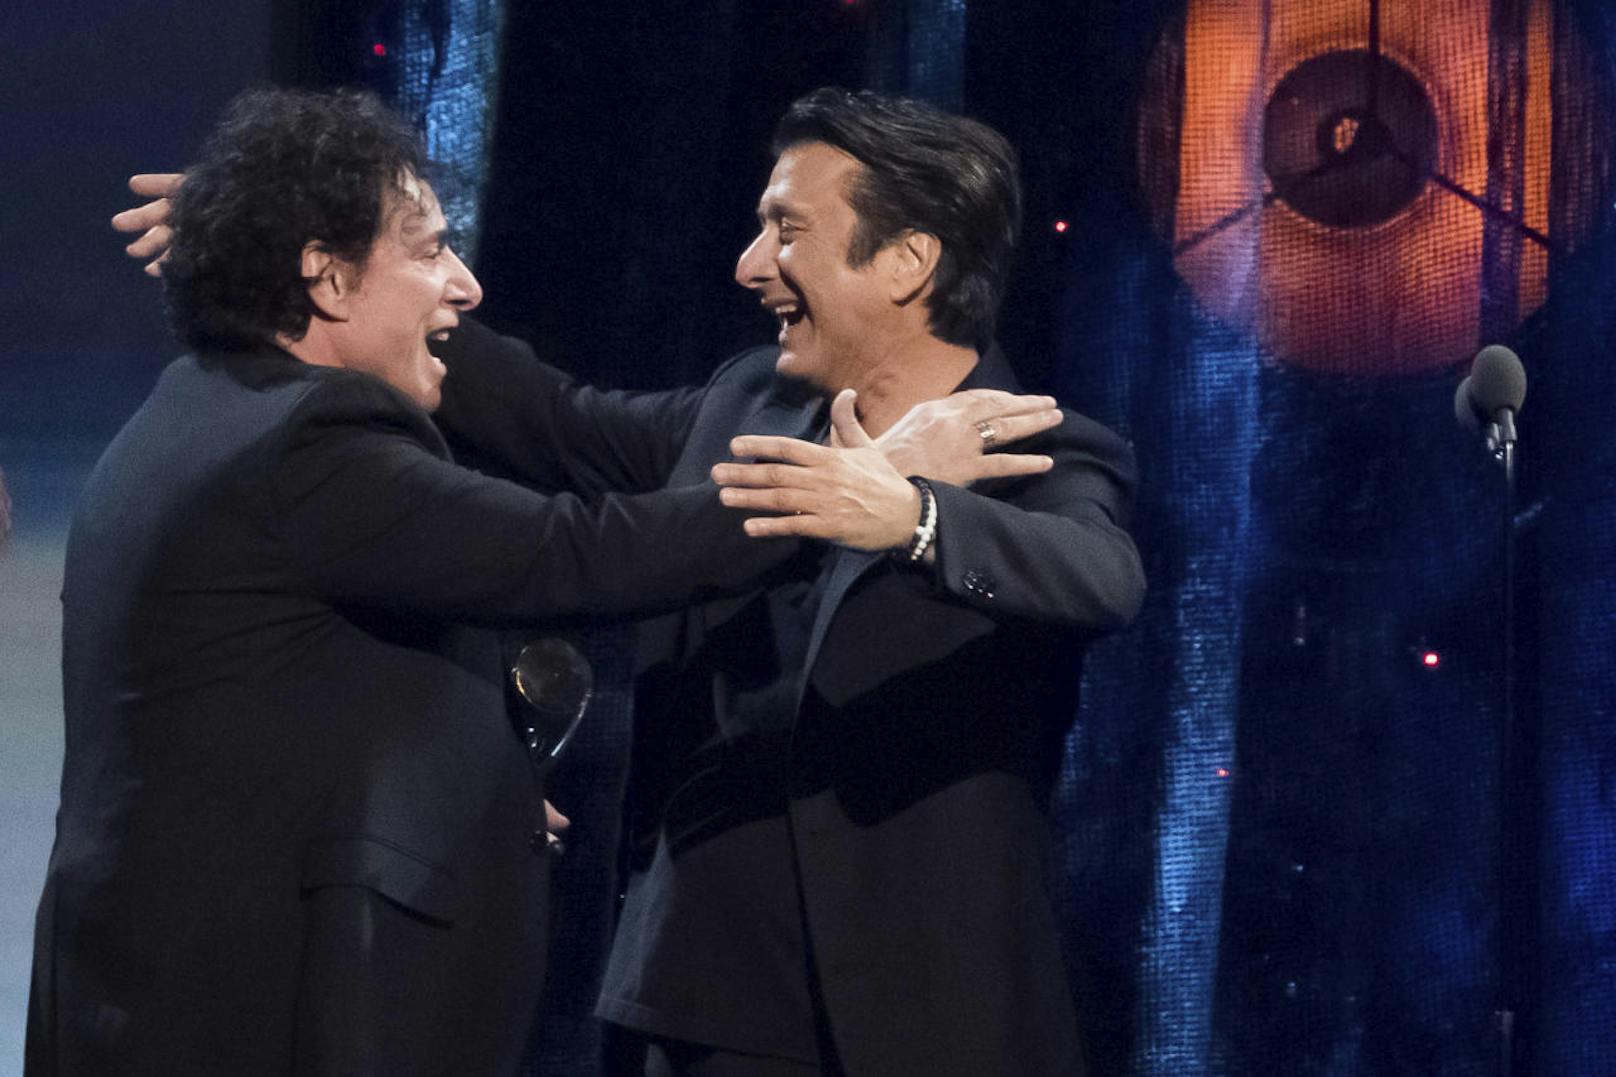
left=704, top=346, right=781, bottom=394
left=1050, top=408, right=1134, bottom=465
left=284, top=367, right=445, bottom=448
left=972, top=406, right=1136, bottom=511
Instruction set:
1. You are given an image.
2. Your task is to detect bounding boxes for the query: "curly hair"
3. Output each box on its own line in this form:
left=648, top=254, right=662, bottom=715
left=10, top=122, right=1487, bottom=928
left=163, top=87, right=425, bottom=352
left=772, top=88, right=1022, bottom=353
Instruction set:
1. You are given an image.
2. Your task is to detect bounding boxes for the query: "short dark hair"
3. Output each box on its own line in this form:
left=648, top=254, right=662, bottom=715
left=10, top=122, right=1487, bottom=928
left=772, top=87, right=1022, bottom=351
left=164, top=87, right=425, bottom=352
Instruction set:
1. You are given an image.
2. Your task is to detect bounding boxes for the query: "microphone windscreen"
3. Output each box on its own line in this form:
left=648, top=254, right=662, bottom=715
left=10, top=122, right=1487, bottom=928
left=1470, top=345, right=1527, bottom=415
left=1454, top=376, right=1483, bottom=434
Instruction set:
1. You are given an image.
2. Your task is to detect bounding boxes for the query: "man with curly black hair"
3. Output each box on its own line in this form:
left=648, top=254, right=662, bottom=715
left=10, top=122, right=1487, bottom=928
left=28, top=87, right=991, bottom=1076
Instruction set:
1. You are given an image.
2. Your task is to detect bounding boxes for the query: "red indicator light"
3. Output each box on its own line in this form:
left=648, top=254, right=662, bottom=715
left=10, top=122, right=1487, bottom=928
left=1422, top=651, right=1441, bottom=669
left=372, top=43, right=387, bottom=57
left=1054, top=219, right=1070, bottom=233
left=1215, top=767, right=1230, bottom=779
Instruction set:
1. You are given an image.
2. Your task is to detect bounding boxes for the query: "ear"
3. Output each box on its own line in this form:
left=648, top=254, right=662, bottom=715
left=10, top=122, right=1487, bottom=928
left=886, top=230, right=941, bottom=306
left=300, top=242, right=355, bottom=322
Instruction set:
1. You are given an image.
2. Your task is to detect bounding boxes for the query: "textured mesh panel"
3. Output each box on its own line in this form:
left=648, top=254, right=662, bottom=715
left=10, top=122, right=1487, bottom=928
left=1060, top=1, right=1616, bottom=1073
left=391, top=0, right=506, bottom=267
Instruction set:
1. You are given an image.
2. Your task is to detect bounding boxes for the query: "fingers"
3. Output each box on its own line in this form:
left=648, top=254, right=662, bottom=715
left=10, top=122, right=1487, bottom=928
left=544, top=800, right=571, bottom=833
left=740, top=513, right=836, bottom=539
left=829, top=388, right=873, bottom=449
left=129, top=173, right=184, bottom=198
left=124, top=224, right=172, bottom=259
left=717, top=485, right=818, bottom=514
left=979, top=409, right=1063, bottom=448
left=112, top=200, right=172, bottom=235
left=957, top=389, right=1058, bottom=421
left=726, top=434, right=831, bottom=465
left=711, top=458, right=826, bottom=490
left=965, top=453, right=1055, bottom=481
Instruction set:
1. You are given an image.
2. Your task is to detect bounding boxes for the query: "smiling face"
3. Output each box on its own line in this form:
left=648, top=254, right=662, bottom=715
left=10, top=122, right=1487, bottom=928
left=327, top=174, right=482, bottom=411
left=734, top=142, right=899, bottom=393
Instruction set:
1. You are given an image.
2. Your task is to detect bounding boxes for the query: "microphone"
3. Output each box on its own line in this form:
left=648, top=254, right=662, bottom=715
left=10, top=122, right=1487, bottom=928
left=1455, top=344, right=1527, bottom=447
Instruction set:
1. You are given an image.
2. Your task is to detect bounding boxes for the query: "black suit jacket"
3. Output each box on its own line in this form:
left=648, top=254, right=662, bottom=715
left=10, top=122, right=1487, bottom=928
left=434, top=322, right=1144, bottom=1076
left=26, top=348, right=786, bottom=1076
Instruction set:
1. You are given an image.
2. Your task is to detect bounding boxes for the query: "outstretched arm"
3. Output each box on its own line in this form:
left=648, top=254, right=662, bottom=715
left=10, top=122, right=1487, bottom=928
left=430, top=317, right=702, bottom=498
left=266, top=376, right=789, bottom=628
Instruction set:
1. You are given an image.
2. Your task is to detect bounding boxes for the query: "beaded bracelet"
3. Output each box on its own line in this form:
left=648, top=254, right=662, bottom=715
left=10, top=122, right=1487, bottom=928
left=905, top=477, right=937, bottom=562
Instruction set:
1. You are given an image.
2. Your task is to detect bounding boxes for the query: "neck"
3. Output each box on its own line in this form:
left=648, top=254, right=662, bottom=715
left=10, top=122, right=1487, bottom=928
left=843, top=334, right=979, bottom=437
left=276, top=327, right=342, bottom=369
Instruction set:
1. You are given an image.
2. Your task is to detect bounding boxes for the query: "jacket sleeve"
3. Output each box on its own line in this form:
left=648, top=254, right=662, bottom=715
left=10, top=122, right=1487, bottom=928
left=431, top=316, right=702, bottom=497
left=923, top=409, right=1145, bottom=629
left=264, top=376, right=789, bottom=628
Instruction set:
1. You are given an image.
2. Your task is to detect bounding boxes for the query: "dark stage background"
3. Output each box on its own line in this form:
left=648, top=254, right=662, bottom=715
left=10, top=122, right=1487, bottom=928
left=6, top=2, right=1615, bottom=1074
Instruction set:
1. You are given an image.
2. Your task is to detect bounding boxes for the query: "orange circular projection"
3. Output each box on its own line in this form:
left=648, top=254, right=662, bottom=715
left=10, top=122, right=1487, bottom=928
left=1137, top=0, right=1612, bottom=376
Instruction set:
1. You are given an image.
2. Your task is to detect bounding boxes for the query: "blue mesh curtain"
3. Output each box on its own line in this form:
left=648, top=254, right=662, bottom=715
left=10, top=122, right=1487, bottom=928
left=1039, top=2, right=1616, bottom=1074
left=867, top=0, right=966, bottom=110
left=382, top=0, right=505, bottom=264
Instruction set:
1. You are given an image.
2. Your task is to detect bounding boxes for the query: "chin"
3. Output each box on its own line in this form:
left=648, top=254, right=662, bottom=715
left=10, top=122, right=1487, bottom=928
left=415, top=353, right=447, bottom=411
left=414, top=374, right=445, bottom=412
left=774, top=349, right=829, bottom=391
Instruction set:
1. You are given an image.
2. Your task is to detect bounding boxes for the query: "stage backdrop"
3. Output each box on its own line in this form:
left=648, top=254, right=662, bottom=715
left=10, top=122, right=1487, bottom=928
left=339, top=1, right=1616, bottom=1072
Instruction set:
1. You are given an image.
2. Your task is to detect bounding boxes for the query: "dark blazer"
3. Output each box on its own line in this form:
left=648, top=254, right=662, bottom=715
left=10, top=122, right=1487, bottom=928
left=26, top=347, right=786, bottom=1076
left=435, top=321, right=1144, bottom=1077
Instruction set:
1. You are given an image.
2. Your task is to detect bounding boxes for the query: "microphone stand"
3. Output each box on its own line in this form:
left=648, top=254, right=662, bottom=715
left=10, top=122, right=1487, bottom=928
left=1485, top=412, right=1519, bottom=1077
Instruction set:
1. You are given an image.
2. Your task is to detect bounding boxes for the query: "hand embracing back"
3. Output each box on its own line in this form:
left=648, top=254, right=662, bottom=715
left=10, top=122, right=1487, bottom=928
left=112, top=173, right=183, bottom=276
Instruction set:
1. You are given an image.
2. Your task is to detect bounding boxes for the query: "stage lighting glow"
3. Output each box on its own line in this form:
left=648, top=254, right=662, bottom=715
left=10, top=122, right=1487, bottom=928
left=1137, top=0, right=1612, bottom=375
left=1216, top=767, right=1231, bottom=778
left=1054, top=219, right=1070, bottom=233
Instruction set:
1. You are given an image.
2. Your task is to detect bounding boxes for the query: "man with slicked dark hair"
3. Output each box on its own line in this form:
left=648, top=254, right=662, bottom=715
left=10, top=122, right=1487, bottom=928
left=432, top=88, right=1143, bottom=1076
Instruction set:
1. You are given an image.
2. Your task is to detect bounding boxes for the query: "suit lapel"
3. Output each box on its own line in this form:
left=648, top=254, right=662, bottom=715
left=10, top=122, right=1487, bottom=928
left=669, top=384, right=826, bottom=484
left=795, top=546, right=877, bottom=713
left=677, top=382, right=827, bottom=640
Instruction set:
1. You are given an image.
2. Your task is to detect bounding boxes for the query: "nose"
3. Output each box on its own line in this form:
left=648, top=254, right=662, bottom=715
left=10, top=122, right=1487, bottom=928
left=734, top=229, right=776, bottom=290
left=443, top=246, right=483, bottom=311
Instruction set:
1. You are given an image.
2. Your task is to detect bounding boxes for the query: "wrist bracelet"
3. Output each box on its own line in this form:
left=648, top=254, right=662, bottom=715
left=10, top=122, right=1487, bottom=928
left=904, top=477, right=937, bottom=562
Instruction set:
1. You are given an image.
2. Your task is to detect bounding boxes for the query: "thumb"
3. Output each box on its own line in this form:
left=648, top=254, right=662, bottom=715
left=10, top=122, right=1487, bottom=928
left=828, top=388, right=872, bottom=449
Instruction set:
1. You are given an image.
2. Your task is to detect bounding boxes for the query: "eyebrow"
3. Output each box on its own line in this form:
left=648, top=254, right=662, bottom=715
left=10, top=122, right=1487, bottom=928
left=397, top=209, right=448, bottom=240
left=396, top=223, right=449, bottom=257
left=756, top=198, right=803, bottom=226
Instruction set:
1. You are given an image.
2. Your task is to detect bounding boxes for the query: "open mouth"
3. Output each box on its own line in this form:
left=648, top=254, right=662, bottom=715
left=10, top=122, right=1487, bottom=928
left=770, top=301, right=806, bottom=334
